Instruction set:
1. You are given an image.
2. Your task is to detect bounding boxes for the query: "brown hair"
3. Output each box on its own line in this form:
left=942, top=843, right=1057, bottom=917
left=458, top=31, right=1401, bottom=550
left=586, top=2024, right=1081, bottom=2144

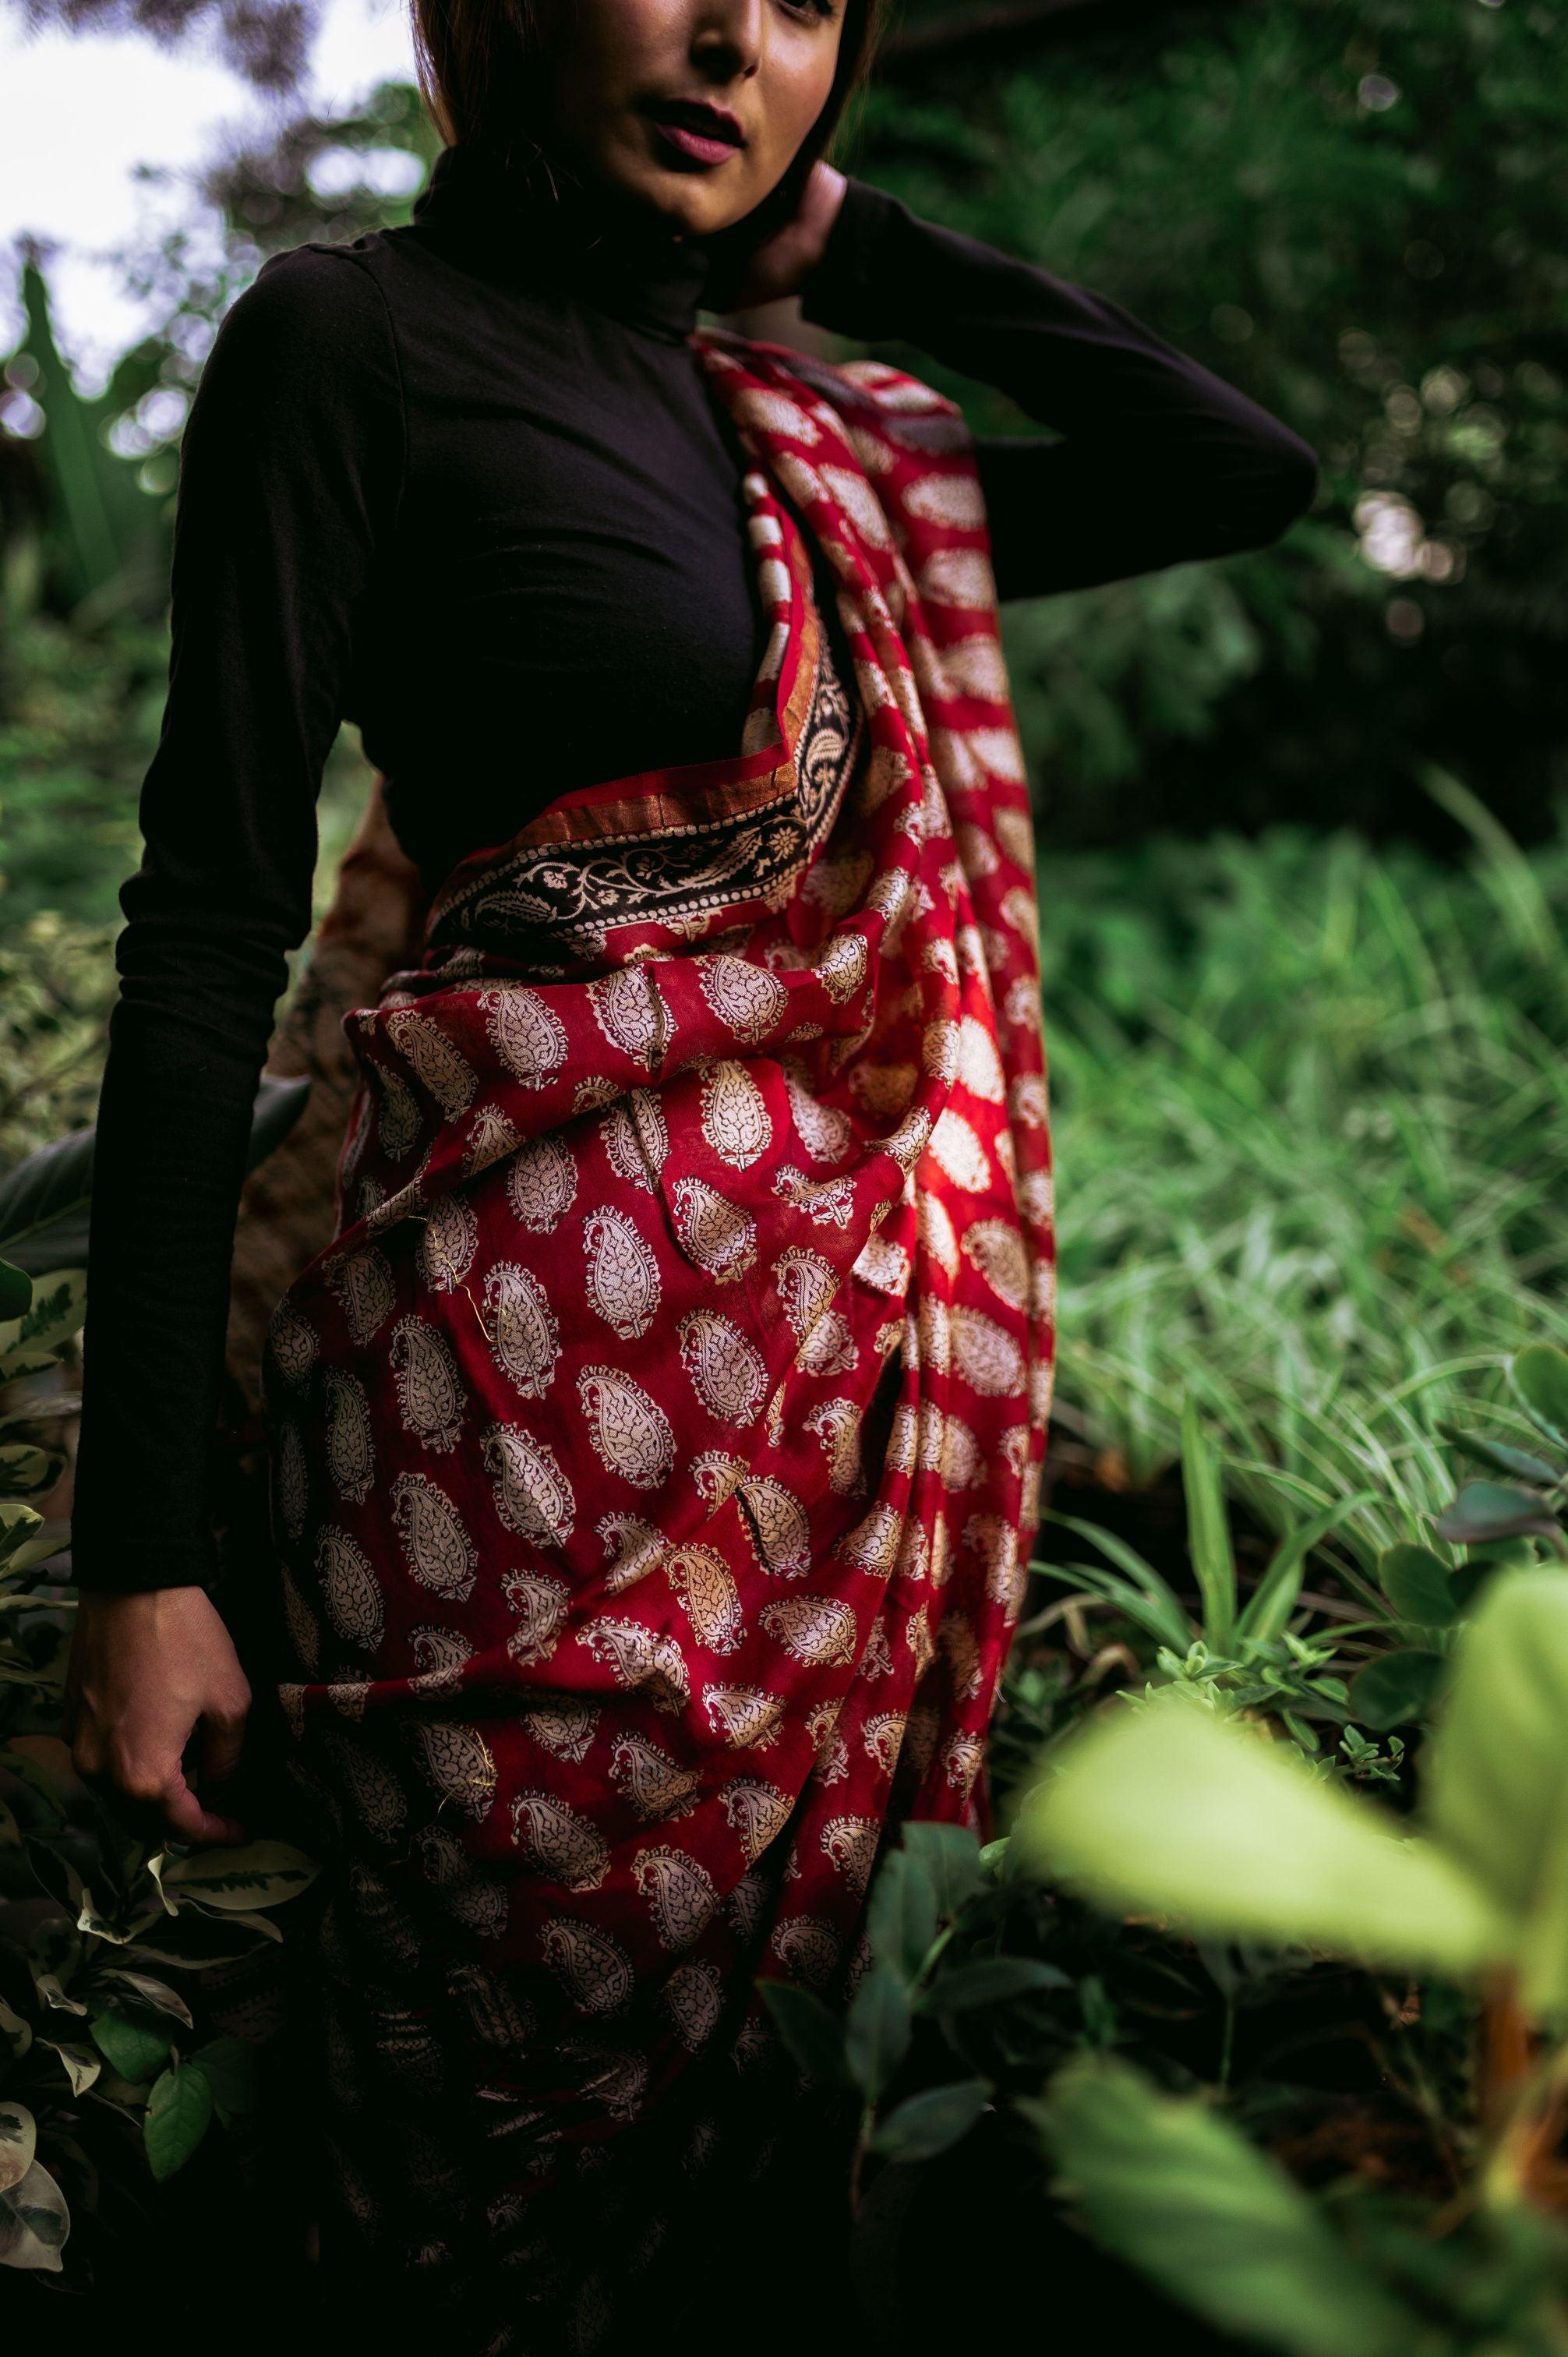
left=410, top=0, right=886, bottom=165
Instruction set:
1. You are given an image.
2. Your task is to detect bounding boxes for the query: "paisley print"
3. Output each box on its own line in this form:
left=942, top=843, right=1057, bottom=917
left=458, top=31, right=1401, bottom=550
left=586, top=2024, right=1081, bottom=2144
left=267, top=330, right=1054, bottom=2348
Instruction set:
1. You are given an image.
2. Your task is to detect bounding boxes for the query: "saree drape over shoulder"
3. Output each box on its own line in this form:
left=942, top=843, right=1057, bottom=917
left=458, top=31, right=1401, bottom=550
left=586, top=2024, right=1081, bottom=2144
left=265, top=333, right=1056, bottom=2349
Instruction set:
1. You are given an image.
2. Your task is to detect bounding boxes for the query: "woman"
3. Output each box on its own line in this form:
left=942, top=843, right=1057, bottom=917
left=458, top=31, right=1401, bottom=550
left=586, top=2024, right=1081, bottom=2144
left=65, top=0, right=1318, bottom=2344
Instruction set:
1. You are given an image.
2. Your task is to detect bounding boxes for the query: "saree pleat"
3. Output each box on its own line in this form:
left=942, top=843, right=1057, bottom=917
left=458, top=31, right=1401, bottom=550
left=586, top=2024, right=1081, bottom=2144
left=264, top=333, right=1055, bottom=2350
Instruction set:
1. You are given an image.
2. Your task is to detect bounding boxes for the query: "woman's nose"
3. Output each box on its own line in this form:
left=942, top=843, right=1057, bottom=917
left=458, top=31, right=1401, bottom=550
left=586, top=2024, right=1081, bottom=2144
left=690, top=0, right=765, bottom=83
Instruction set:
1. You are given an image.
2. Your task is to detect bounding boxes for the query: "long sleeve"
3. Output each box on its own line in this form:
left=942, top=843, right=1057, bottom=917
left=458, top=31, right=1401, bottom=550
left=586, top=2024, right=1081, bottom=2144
left=802, top=180, right=1319, bottom=600
left=72, top=246, right=404, bottom=1594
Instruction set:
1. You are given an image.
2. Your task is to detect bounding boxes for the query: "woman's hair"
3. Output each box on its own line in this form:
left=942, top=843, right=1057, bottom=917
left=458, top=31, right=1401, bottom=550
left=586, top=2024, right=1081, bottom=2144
left=410, top=0, right=887, bottom=166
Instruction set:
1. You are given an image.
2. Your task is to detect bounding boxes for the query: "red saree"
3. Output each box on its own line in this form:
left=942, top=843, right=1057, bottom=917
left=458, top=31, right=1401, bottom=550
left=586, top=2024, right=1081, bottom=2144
left=266, top=330, right=1054, bottom=2348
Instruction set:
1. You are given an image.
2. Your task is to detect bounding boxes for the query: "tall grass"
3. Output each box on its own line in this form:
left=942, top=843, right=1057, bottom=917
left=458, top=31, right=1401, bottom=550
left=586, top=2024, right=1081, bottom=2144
left=1042, top=785, right=1568, bottom=1568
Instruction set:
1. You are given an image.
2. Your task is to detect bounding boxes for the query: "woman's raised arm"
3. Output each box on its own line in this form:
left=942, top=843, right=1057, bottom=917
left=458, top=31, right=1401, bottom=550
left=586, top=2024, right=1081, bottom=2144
left=802, top=177, right=1319, bottom=599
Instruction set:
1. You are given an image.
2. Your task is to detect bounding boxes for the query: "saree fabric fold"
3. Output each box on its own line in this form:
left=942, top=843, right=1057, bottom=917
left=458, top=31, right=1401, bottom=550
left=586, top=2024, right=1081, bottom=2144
left=265, top=332, right=1055, bottom=2349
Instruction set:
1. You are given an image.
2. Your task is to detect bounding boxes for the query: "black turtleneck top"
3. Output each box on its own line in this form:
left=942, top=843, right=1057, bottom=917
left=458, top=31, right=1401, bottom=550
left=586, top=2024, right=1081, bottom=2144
left=71, top=146, right=1319, bottom=1595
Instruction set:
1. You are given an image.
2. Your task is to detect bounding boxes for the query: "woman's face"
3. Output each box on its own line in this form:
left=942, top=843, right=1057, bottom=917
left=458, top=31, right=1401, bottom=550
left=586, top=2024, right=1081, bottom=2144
left=539, top=0, right=846, bottom=237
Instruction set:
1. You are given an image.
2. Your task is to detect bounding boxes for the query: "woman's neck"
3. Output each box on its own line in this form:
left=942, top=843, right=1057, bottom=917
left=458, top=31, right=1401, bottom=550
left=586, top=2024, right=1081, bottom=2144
left=409, top=139, right=712, bottom=341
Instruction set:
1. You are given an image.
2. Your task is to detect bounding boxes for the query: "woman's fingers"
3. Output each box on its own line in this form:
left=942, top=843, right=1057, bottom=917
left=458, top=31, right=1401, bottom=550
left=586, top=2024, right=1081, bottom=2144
left=159, top=1768, right=245, bottom=1850
left=65, top=1588, right=253, bottom=1846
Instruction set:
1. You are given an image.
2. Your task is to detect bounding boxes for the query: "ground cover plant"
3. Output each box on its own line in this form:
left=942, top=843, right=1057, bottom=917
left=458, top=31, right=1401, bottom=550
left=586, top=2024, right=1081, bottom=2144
left=772, top=1346, right=1568, bottom=2352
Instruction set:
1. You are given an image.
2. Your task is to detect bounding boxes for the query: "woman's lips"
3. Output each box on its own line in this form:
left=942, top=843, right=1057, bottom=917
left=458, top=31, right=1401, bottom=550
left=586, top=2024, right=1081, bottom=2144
left=644, top=104, right=745, bottom=169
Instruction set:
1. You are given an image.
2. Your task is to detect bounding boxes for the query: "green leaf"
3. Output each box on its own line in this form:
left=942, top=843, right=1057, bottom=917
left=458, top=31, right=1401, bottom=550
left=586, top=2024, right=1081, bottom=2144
left=1440, top=1426, right=1559, bottom=1490
left=1037, top=2057, right=1411, bottom=2357
left=1236, top=1494, right=1376, bottom=1648
left=1018, top=1693, right=1507, bottom=1978
left=1044, top=1515, right=1194, bottom=1653
left=1378, top=1544, right=1464, bottom=1628
left=845, top=1965, right=912, bottom=2104
left=867, top=1849, right=940, bottom=1982
left=143, top=2062, right=214, bottom=2182
left=90, top=2006, right=173, bottom=2084
left=159, top=1841, right=319, bottom=1911
left=1045, top=1564, right=1196, bottom=1657
left=1511, top=1346, right=1568, bottom=1450
left=900, top=1822, right=984, bottom=1920
left=871, top=2079, right=992, bottom=2161
left=0, top=2103, right=36, bottom=2197
left=1349, top=1650, right=1446, bottom=1732
left=1433, top=1482, right=1559, bottom=1547
left=190, top=2037, right=263, bottom=2119
left=0, top=1444, right=55, bottom=1493
left=0, top=1262, right=31, bottom=1322
left=0, top=1504, right=44, bottom=1567
left=37, top=2039, right=99, bottom=2095
left=0, top=2157, right=71, bottom=2273
left=1180, top=1394, right=1235, bottom=1652
left=0, top=1269, right=86, bottom=1369
left=0, top=1076, right=310, bottom=1277
left=923, top=1956, right=1071, bottom=2013
left=1424, top=1569, right=1568, bottom=2020
left=101, top=1970, right=192, bottom=2029
left=758, top=1981, right=851, bottom=2089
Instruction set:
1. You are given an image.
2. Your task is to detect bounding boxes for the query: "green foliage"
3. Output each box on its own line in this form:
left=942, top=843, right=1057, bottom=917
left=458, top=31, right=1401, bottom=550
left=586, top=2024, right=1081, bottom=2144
left=1019, top=1687, right=1509, bottom=1978
left=863, top=0, right=1568, bottom=843
left=0, top=1071, right=309, bottom=1278
left=1043, top=817, right=1568, bottom=1540
left=0, top=1118, right=320, bottom=2281
left=1037, top=2056, right=1407, bottom=2357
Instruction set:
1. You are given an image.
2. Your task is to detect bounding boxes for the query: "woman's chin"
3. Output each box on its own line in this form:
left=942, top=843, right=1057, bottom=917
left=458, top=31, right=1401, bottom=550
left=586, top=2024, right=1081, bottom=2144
left=588, top=139, right=759, bottom=239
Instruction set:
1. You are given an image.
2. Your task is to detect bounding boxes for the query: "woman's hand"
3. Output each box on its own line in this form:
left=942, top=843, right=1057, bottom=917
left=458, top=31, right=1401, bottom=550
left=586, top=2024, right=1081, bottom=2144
left=66, top=1588, right=251, bottom=1847
left=712, top=161, right=849, bottom=314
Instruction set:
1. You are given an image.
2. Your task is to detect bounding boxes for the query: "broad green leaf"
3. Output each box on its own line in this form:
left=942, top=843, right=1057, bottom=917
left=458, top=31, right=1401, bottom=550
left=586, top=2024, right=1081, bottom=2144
left=143, top=2063, right=214, bottom=2182
left=845, top=1965, right=912, bottom=2103
left=0, top=2157, right=70, bottom=2273
left=190, top=2037, right=263, bottom=2119
left=1019, top=1694, right=1506, bottom=1978
left=1378, top=1545, right=1464, bottom=1629
left=1349, top=1650, right=1446, bottom=1732
left=1037, top=2058, right=1410, bottom=2357
left=0, top=1445, right=55, bottom=1493
left=90, top=2006, right=173, bottom=2084
left=900, top=1822, right=984, bottom=1920
left=0, top=1504, right=44, bottom=1567
left=1424, top=1569, right=1568, bottom=2019
left=1440, top=1426, right=1558, bottom=1490
left=101, top=1970, right=192, bottom=2029
left=0, top=1270, right=86, bottom=1367
left=1237, top=1495, right=1376, bottom=1648
left=867, top=1850, right=939, bottom=1982
left=1181, top=1394, right=1235, bottom=1652
left=758, top=1982, right=851, bottom=2090
left=923, top=1956, right=1070, bottom=2013
left=160, top=1841, right=319, bottom=1911
left=33, top=1973, right=86, bottom=2018
left=0, top=1076, right=310, bottom=1277
left=871, top=2080, right=992, bottom=2161
left=0, top=1261, right=30, bottom=1322
left=1511, top=1347, right=1568, bottom=1449
left=0, top=2103, right=35, bottom=2196
left=1433, top=1482, right=1559, bottom=1547
left=39, top=2041, right=99, bottom=2096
